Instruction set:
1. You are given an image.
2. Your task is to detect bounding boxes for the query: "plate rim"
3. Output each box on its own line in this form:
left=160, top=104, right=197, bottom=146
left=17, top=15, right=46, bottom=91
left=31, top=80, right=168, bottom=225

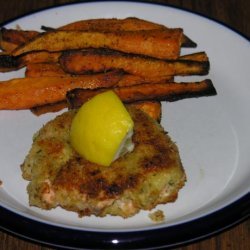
left=0, top=194, right=249, bottom=249
left=0, top=0, right=249, bottom=249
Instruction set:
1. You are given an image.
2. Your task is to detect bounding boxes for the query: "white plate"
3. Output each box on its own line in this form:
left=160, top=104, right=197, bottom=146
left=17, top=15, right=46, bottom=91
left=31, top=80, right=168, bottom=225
left=0, top=1, right=249, bottom=249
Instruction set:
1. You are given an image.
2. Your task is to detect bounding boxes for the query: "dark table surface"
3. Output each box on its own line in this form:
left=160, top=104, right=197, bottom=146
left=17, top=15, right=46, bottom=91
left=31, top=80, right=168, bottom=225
left=0, top=0, right=249, bottom=249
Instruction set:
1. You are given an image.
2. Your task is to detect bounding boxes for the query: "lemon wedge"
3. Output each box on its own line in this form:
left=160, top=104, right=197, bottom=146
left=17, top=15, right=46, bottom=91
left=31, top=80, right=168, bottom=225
left=70, top=90, right=134, bottom=166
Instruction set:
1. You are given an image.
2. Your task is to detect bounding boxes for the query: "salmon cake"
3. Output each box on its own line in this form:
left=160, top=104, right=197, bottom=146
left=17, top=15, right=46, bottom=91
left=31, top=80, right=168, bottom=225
left=21, top=107, right=186, bottom=218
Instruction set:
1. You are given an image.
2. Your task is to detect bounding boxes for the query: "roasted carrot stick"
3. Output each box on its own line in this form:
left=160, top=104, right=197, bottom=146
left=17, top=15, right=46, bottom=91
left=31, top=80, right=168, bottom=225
left=112, top=74, right=173, bottom=86
left=0, top=71, right=123, bottom=110
left=30, top=100, right=162, bottom=122
left=12, top=29, right=183, bottom=59
left=180, top=52, right=209, bottom=62
left=67, top=80, right=217, bottom=108
left=0, top=28, right=39, bottom=52
left=0, top=40, right=18, bottom=53
left=129, top=101, right=162, bottom=122
left=0, top=51, right=209, bottom=74
left=0, top=51, right=61, bottom=72
left=30, top=100, right=68, bottom=115
left=57, top=17, right=196, bottom=47
left=25, top=63, right=67, bottom=77
left=59, top=49, right=209, bottom=78
left=0, top=17, right=195, bottom=53
left=0, top=28, right=39, bottom=45
left=25, top=63, right=173, bottom=85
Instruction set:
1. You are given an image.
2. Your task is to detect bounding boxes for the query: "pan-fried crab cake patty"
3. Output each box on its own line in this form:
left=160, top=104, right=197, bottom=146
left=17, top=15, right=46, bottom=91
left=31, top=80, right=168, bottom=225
left=21, top=107, right=186, bottom=218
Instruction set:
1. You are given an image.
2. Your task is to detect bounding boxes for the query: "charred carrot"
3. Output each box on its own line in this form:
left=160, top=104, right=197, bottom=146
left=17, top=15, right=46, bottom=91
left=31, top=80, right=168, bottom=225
left=59, top=49, right=209, bottom=78
left=67, top=80, right=217, bottom=108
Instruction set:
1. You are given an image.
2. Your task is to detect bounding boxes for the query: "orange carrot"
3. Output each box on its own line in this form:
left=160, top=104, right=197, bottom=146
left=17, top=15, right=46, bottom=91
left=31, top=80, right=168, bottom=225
left=0, top=71, right=122, bottom=110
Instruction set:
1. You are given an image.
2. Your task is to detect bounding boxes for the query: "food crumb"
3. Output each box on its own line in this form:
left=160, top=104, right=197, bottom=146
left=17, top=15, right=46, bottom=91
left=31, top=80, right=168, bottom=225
left=15, top=24, right=22, bottom=30
left=0, top=180, right=3, bottom=187
left=148, top=210, right=165, bottom=222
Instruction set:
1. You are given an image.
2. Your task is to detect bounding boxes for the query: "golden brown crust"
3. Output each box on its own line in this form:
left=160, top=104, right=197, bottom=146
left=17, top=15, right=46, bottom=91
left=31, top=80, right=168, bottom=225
left=21, top=107, right=186, bottom=218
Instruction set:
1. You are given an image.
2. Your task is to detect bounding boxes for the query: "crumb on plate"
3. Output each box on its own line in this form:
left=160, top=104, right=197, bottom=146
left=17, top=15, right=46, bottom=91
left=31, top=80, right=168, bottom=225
left=148, top=209, right=165, bottom=222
